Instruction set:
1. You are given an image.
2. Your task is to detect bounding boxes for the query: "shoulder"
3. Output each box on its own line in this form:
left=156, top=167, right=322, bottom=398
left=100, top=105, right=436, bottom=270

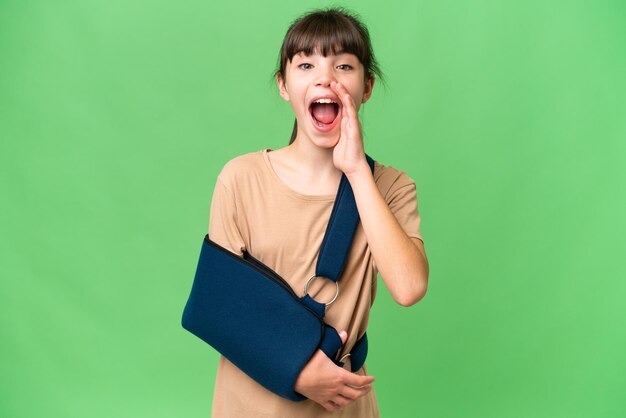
left=373, top=159, right=417, bottom=202
left=216, top=149, right=266, bottom=190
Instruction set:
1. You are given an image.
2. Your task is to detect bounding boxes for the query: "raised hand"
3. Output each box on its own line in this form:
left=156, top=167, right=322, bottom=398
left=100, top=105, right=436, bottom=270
left=294, top=330, right=375, bottom=412
left=330, top=81, right=370, bottom=177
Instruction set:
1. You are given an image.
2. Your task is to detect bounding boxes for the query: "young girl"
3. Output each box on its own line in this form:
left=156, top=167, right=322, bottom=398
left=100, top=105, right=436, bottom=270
left=207, top=7, right=428, bottom=417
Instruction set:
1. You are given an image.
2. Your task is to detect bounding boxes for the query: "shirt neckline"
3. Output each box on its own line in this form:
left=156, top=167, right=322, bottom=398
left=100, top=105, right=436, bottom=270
left=261, top=148, right=337, bottom=201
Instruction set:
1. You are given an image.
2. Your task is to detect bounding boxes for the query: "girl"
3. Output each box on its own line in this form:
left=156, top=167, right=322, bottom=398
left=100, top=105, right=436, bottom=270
left=207, top=7, right=429, bottom=417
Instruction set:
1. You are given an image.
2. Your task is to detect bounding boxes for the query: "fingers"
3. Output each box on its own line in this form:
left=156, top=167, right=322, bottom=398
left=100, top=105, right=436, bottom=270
left=344, top=369, right=375, bottom=388
left=322, top=398, right=350, bottom=412
left=323, top=400, right=341, bottom=412
left=325, top=385, right=372, bottom=412
left=331, top=394, right=353, bottom=409
left=306, top=343, right=375, bottom=412
left=330, top=81, right=358, bottom=122
left=341, top=106, right=349, bottom=133
left=317, top=377, right=374, bottom=412
left=323, top=394, right=352, bottom=412
left=340, top=383, right=372, bottom=400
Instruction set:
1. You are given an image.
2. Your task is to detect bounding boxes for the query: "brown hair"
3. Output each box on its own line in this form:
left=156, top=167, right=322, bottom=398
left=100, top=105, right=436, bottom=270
left=272, top=7, right=385, bottom=144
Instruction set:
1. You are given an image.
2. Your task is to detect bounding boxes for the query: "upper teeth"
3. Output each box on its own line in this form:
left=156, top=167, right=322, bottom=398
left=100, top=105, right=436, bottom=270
left=314, top=98, right=336, bottom=104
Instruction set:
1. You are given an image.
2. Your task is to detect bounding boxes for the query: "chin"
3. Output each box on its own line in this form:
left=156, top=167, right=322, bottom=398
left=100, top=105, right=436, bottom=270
left=310, top=132, right=340, bottom=149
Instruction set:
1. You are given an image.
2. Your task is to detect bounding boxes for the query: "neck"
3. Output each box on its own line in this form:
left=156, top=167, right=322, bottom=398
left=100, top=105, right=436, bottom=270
left=285, top=136, right=343, bottom=182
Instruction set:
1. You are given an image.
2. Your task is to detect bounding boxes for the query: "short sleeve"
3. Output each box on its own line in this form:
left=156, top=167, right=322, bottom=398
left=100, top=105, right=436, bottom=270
left=208, top=176, right=246, bottom=257
left=385, top=174, right=424, bottom=243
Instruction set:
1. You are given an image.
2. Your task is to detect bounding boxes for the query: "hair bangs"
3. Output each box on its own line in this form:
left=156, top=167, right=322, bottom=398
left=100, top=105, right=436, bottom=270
left=284, top=15, right=368, bottom=61
left=276, top=8, right=382, bottom=83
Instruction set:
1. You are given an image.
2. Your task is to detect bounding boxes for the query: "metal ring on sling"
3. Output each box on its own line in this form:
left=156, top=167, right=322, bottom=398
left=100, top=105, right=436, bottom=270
left=303, top=275, right=339, bottom=306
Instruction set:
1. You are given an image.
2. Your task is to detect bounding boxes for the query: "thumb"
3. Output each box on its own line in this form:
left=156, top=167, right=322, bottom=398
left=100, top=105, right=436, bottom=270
left=338, top=330, right=348, bottom=344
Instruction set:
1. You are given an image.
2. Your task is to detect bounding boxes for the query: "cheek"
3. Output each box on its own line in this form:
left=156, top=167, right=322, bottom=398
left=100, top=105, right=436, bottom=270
left=289, top=96, right=308, bottom=117
left=338, top=77, right=364, bottom=97
left=344, top=86, right=363, bottom=106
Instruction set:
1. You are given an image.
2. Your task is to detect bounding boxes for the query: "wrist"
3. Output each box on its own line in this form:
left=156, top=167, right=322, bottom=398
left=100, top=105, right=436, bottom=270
left=345, top=161, right=372, bottom=183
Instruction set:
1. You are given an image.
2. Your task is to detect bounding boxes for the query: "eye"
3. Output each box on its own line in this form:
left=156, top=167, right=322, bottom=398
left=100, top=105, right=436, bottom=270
left=298, top=63, right=313, bottom=70
left=337, top=64, right=353, bottom=70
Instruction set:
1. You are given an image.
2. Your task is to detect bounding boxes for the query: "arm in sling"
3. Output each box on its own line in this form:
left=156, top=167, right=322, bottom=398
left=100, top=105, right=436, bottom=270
left=181, top=155, right=375, bottom=402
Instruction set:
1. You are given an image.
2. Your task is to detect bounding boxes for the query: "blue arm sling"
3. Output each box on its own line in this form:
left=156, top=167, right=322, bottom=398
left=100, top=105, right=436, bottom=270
left=181, top=154, right=375, bottom=402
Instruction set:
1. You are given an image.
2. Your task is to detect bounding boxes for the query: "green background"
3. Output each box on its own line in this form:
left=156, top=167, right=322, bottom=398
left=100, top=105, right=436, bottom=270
left=1, top=0, right=625, bottom=417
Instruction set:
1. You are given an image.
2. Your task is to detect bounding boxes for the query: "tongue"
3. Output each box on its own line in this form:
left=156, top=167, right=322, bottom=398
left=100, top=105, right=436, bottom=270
left=311, top=103, right=337, bottom=124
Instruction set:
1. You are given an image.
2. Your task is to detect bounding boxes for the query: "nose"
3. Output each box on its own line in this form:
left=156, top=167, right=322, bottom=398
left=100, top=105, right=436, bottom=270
left=314, top=65, right=336, bottom=87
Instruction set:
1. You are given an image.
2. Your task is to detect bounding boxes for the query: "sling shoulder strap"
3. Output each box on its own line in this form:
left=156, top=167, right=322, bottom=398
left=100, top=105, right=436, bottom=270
left=299, top=154, right=375, bottom=372
left=316, top=153, right=376, bottom=281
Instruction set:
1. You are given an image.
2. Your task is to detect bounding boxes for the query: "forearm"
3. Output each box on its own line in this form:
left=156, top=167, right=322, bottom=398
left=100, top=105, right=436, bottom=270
left=346, top=166, right=429, bottom=306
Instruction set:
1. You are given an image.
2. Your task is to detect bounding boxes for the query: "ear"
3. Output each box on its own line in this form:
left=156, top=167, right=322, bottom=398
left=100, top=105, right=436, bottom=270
left=277, top=73, right=290, bottom=101
left=361, top=76, right=375, bottom=104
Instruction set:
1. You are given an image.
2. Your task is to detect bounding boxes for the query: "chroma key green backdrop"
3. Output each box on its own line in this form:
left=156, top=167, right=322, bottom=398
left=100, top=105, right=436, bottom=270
left=1, top=1, right=625, bottom=417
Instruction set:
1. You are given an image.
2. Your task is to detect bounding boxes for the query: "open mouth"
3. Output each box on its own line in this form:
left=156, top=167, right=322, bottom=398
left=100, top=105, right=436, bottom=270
left=309, top=99, right=341, bottom=129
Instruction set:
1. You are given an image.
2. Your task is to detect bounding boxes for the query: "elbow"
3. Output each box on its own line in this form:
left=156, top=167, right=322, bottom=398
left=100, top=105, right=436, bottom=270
left=396, top=281, right=428, bottom=307
left=396, top=250, right=429, bottom=307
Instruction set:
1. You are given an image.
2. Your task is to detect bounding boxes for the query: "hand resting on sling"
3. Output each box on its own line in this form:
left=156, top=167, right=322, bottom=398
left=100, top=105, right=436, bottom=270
left=294, top=330, right=375, bottom=412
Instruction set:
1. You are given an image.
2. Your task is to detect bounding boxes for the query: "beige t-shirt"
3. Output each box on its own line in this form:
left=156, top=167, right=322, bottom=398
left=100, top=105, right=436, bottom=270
left=207, top=148, right=423, bottom=417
